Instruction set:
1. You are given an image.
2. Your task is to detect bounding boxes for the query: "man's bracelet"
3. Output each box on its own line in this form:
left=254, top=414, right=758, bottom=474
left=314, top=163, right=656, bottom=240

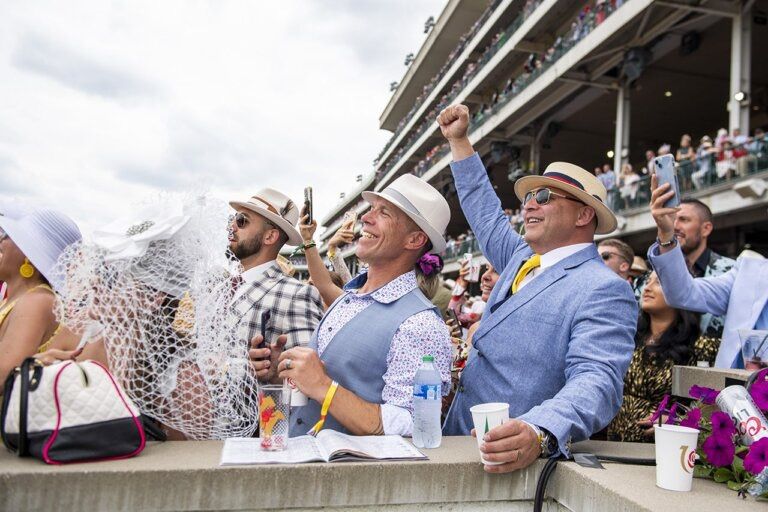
left=657, top=235, right=677, bottom=248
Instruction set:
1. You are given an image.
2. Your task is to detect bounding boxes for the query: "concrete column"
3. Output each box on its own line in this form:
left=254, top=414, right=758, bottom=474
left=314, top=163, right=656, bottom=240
left=613, top=82, right=630, bottom=180
left=728, top=7, right=751, bottom=133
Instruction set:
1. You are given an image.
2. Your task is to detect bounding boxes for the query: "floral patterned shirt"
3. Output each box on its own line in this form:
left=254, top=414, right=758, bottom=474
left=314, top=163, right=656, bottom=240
left=316, top=270, right=452, bottom=434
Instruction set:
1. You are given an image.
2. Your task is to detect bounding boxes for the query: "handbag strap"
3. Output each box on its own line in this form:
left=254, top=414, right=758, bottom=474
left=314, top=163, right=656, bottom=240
left=0, top=366, right=18, bottom=452
left=4, top=358, right=43, bottom=457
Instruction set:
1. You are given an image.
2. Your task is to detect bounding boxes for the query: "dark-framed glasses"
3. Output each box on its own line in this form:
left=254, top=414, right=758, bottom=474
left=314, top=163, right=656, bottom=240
left=523, top=187, right=584, bottom=206
left=233, top=212, right=249, bottom=229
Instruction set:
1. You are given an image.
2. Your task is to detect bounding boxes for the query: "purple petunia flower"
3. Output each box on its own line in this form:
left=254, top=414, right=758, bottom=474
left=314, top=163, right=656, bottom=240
left=750, top=377, right=768, bottom=412
left=710, top=411, right=737, bottom=437
left=665, top=403, right=680, bottom=425
left=702, top=433, right=735, bottom=467
left=744, top=438, right=768, bottom=475
left=650, top=395, right=670, bottom=423
left=689, top=385, right=720, bottom=405
left=680, top=408, right=702, bottom=429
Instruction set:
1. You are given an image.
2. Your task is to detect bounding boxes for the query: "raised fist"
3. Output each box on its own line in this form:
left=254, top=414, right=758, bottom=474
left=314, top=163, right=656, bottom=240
left=437, top=104, right=470, bottom=141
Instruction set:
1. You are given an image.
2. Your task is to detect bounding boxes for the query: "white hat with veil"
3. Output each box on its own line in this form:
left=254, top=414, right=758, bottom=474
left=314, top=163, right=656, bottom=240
left=52, top=193, right=260, bottom=440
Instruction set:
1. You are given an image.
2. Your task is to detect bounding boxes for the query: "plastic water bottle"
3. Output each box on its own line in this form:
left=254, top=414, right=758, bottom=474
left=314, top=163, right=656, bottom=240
left=412, top=355, right=442, bottom=448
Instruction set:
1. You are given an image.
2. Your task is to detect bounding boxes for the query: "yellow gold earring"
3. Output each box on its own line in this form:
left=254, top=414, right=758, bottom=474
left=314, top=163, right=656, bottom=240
left=19, top=258, right=35, bottom=279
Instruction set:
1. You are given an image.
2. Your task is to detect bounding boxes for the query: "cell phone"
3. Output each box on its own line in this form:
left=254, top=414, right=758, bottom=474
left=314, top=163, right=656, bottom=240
left=342, top=210, right=357, bottom=230
left=446, top=308, right=460, bottom=327
left=257, top=309, right=271, bottom=350
left=654, top=154, right=680, bottom=208
left=464, top=253, right=480, bottom=283
left=304, top=187, right=313, bottom=225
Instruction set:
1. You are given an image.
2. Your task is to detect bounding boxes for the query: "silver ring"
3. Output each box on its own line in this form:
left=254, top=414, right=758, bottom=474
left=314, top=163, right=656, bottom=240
left=285, top=359, right=292, bottom=370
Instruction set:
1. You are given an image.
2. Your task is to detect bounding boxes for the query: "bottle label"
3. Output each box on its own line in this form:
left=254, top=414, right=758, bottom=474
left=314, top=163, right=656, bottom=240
left=413, top=384, right=440, bottom=400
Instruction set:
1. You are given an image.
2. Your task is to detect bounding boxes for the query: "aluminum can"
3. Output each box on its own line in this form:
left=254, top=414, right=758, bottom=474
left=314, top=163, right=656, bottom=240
left=715, top=385, right=768, bottom=445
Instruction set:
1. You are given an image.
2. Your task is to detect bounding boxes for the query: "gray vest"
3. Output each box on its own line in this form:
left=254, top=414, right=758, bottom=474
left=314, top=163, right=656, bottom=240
left=290, top=273, right=439, bottom=436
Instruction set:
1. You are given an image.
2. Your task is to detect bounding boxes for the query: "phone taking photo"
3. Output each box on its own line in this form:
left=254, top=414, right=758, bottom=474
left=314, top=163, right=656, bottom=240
left=304, top=187, right=313, bottom=225
left=446, top=308, right=460, bottom=327
left=654, top=154, right=681, bottom=208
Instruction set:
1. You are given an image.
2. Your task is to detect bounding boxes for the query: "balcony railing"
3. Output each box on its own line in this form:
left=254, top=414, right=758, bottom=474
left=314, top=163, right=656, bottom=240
left=612, top=151, right=768, bottom=214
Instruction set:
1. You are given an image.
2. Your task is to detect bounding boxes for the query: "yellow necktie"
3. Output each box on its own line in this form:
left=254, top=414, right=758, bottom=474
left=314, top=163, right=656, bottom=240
left=511, top=254, right=541, bottom=294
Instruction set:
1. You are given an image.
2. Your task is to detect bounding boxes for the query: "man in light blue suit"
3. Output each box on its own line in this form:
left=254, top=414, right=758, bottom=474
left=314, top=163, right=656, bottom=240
left=647, top=175, right=768, bottom=368
left=437, top=104, right=637, bottom=473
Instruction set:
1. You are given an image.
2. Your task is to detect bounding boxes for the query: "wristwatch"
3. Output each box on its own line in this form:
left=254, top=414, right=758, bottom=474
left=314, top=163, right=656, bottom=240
left=528, top=423, right=558, bottom=458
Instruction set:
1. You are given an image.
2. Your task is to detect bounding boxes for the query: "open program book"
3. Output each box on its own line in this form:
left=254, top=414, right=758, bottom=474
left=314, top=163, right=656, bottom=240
left=220, top=430, right=427, bottom=465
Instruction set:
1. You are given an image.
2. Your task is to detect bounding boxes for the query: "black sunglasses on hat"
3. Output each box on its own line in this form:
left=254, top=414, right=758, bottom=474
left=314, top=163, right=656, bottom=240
left=523, top=187, right=585, bottom=206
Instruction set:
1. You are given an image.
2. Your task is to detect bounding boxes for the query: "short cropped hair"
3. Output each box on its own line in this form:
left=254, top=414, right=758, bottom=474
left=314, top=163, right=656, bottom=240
left=680, top=199, right=712, bottom=224
left=598, top=238, right=635, bottom=264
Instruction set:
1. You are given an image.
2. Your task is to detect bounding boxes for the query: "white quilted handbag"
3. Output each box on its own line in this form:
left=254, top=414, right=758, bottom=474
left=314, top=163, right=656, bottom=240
left=1, top=357, right=146, bottom=464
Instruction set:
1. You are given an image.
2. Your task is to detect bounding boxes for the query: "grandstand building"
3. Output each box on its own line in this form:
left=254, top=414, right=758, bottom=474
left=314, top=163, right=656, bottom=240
left=314, top=0, right=767, bottom=277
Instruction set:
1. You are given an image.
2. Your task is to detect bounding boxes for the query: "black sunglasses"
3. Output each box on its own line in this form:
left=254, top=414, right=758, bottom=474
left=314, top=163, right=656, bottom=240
left=233, top=212, right=249, bottom=229
left=523, top=187, right=584, bottom=206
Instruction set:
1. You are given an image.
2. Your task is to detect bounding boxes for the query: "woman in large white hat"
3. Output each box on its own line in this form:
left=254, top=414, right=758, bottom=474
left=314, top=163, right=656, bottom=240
left=0, top=207, right=81, bottom=392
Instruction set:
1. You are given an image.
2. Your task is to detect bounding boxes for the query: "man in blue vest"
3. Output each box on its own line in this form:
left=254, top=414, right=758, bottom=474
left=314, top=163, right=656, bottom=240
left=437, top=104, right=637, bottom=473
left=272, top=174, right=453, bottom=437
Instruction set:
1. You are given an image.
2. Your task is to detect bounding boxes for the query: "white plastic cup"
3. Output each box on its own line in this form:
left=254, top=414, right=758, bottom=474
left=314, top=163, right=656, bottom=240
left=654, top=424, right=699, bottom=491
left=469, top=402, right=509, bottom=465
left=287, top=378, right=308, bottom=407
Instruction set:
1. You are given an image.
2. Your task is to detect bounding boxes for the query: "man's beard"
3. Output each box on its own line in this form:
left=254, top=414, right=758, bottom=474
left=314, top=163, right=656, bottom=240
left=232, top=236, right=262, bottom=261
left=679, top=234, right=702, bottom=255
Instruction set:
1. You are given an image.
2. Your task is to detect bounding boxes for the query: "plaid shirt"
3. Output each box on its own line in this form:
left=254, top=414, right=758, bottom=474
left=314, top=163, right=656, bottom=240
left=231, top=261, right=323, bottom=348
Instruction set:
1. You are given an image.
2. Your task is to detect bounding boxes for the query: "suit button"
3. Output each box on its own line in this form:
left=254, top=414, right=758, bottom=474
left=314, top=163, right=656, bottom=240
left=328, top=327, right=333, bottom=332
left=297, top=419, right=303, bottom=425
left=344, top=299, right=350, bottom=304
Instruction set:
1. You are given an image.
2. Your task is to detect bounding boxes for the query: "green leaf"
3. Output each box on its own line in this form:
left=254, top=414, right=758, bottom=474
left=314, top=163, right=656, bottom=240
left=735, top=445, right=749, bottom=455
left=694, top=465, right=713, bottom=478
left=727, top=480, right=744, bottom=492
left=714, top=468, right=735, bottom=483
left=732, top=456, right=745, bottom=476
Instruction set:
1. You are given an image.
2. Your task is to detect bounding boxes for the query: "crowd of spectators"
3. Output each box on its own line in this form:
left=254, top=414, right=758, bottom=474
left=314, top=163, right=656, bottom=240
left=376, top=0, right=622, bottom=184
left=592, top=127, right=768, bottom=211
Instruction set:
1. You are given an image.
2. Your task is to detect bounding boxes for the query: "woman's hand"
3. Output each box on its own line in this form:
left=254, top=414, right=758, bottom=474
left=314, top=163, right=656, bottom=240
left=35, top=347, right=83, bottom=365
left=328, top=227, right=354, bottom=251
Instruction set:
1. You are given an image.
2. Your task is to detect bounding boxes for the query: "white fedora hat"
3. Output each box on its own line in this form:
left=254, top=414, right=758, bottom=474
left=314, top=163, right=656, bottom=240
left=514, top=162, right=618, bottom=234
left=0, top=208, right=82, bottom=290
left=362, top=174, right=450, bottom=253
left=229, top=188, right=303, bottom=246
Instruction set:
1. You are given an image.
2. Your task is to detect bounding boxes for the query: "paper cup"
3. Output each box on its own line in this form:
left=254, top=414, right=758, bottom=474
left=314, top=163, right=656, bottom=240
left=470, top=402, right=509, bottom=465
left=288, top=378, right=308, bottom=407
left=654, top=424, right=699, bottom=491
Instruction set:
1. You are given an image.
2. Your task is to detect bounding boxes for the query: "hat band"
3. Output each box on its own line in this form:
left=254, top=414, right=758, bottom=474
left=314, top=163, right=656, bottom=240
left=381, top=188, right=425, bottom=219
left=544, top=172, right=585, bottom=191
left=543, top=172, right=604, bottom=204
left=250, top=196, right=281, bottom=217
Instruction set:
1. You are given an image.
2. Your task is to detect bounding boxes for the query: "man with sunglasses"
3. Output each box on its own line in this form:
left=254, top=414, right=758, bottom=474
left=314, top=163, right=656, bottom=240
left=229, top=189, right=324, bottom=383
left=437, top=104, right=637, bottom=473
left=597, top=238, right=635, bottom=282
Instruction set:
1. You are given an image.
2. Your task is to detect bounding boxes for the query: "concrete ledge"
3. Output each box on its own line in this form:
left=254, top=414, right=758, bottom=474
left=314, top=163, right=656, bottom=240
left=0, top=438, right=759, bottom=511
left=672, top=366, right=752, bottom=398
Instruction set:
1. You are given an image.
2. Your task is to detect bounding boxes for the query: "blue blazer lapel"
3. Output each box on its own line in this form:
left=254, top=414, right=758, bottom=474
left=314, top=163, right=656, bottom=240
left=474, top=245, right=598, bottom=341
left=748, top=260, right=768, bottom=327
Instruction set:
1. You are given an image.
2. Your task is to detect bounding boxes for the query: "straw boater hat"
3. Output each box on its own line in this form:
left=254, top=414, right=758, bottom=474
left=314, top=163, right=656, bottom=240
left=362, top=174, right=450, bottom=253
left=229, top=188, right=303, bottom=246
left=0, top=207, right=82, bottom=290
left=514, top=162, right=618, bottom=234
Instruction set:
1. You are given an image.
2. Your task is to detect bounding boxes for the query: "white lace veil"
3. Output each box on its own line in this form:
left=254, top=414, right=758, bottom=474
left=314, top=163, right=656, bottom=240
left=52, top=194, right=259, bottom=439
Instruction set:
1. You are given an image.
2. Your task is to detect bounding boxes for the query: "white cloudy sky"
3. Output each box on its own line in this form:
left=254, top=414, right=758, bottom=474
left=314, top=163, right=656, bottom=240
left=0, top=0, right=445, bottom=235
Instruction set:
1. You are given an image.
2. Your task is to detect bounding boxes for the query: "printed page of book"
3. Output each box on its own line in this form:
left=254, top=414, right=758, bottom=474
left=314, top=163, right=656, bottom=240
left=315, top=431, right=427, bottom=462
left=220, top=436, right=327, bottom=465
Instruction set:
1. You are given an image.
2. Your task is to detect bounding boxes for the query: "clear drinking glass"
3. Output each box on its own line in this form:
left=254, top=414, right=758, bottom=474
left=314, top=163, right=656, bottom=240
left=259, top=384, right=291, bottom=451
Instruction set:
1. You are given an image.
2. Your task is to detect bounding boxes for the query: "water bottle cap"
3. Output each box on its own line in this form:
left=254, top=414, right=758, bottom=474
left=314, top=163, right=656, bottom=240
left=422, top=355, right=434, bottom=362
